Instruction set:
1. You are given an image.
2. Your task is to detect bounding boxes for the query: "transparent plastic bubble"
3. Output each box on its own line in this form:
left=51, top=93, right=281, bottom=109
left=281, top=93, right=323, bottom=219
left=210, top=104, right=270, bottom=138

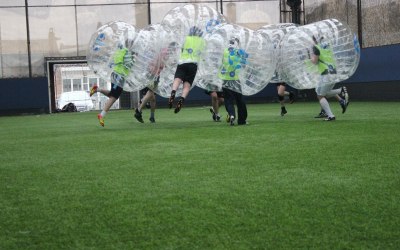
left=161, top=4, right=226, bottom=43
left=257, top=23, right=299, bottom=83
left=87, top=21, right=138, bottom=89
left=278, top=19, right=361, bottom=89
left=158, top=4, right=227, bottom=97
left=151, top=41, right=181, bottom=98
left=198, top=23, right=276, bottom=96
left=120, top=23, right=175, bottom=93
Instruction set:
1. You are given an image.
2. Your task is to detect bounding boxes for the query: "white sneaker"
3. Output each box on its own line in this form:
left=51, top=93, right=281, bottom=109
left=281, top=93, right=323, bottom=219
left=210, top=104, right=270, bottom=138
left=229, top=116, right=235, bottom=126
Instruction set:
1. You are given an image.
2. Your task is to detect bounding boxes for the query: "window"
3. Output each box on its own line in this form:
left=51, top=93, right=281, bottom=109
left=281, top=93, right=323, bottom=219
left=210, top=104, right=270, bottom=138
left=99, top=78, right=107, bottom=89
left=63, top=79, right=72, bottom=92
left=73, top=79, right=82, bottom=91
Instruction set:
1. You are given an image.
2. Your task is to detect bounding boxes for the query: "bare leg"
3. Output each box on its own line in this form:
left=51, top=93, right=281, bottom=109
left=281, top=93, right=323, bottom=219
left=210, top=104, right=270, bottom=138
left=218, top=96, right=224, bottom=107
left=171, top=78, right=182, bottom=92
left=138, top=90, right=155, bottom=112
left=149, top=91, right=156, bottom=114
left=98, top=89, right=110, bottom=97
left=211, top=92, right=220, bottom=114
left=97, top=96, right=117, bottom=127
left=169, top=78, right=182, bottom=108
left=138, top=90, right=156, bottom=122
left=277, top=85, right=288, bottom=116
left=90, top=85, right=110, bottom=97
left=102, top=96, right=117, bottom=113
left=210, top=91, right=223, bottom=122
left=174, top=81, right=191, bottom=113
left=181, top=81, right=191, bottom=99
left=277, top=85, right=286, bottom=108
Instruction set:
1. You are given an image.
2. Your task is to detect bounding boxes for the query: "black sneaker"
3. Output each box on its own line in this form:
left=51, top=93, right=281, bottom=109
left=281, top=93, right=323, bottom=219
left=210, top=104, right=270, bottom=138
left=149, top=117, right=155, bottom=123
left=168, top=92, right=175, bottom=109
left=215, top=114, right=221, bottom=122
left=210, top=108, right=216, bottom=121
left=229, top=115, right=235, bottom=126
left=340, top=86, right=349, bottom=100
left=281, top=106, right=287, bottom=116
left=174, top=98, right=183, bottom=113
left=324, top=116, right=336, bottom=121
left=340, top=86, right=349, bottom=114
left=134, top=108, right=144, bottom=123
left=289, top=91, right=295, bottom=104
left=340, top=99, right=348, bottom=114
left=314, top=111, right=328, bottom=118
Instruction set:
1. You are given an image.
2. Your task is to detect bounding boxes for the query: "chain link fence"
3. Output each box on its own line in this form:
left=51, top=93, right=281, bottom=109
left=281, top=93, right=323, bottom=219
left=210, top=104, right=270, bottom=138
left=303, top=0, right=400, bottom=48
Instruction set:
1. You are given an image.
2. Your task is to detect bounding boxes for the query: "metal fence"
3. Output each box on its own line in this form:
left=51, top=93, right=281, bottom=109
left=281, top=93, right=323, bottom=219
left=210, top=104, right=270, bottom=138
left=0, top=0, right=398, bottom=78
left=302, top=0, right=400, bottom=48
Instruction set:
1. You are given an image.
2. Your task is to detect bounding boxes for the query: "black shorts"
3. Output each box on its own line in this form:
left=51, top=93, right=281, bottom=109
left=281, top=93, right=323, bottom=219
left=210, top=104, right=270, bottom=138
left=109, top=72, right=124, bottom=99
left=109, top=83, right=123, bottom=99
left=140, top=87, right=149, bottom=96
left=174, top=63, right=198, bottom=85
left=205, top=90, right=224, bottom=98
left=276, top=82, right=286, bottom=87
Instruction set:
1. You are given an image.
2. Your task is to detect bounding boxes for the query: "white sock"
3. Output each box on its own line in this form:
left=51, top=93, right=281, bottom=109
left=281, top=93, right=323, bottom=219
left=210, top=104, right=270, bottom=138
left=100, top=110, right=107, bottom=117
left=319, top=98, right=334, bottom=117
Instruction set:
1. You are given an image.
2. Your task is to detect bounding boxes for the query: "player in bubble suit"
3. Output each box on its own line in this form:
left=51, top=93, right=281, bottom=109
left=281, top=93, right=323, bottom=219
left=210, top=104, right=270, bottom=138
left=259, top=23, right=298, bottom=116
left=276, top=81, right=295, bottom=116
left=314, top=91, right=349, bottom=119
left=90, top=40, right=134, bottom=127
left=269, top=70, right=295, bottom=116
left=134, top=87, right=157, bottom=123
left=310, top=35, right=349, bottom=121
left=134, top=43, right=177, bottom=123
left=168, top=26, right=206, bottom=113
left=205, top=87, right=224, bottom=122
left=133, top=59, right=162, bottom=124
left=219, top=37, right=248, bottom=126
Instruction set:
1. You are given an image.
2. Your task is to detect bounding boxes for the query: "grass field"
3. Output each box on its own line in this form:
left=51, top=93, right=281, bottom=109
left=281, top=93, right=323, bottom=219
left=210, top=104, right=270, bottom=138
left=1, top=102, right=399, bottom=249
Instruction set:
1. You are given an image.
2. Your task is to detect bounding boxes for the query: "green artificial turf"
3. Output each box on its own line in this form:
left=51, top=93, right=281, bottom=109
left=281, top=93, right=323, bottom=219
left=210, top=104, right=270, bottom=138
left=0, top=102, right=399, bottom=249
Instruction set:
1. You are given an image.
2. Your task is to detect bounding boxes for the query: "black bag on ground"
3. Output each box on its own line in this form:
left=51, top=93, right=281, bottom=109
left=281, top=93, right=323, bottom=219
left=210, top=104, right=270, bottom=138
left=62, top=103, right=77, bottom=112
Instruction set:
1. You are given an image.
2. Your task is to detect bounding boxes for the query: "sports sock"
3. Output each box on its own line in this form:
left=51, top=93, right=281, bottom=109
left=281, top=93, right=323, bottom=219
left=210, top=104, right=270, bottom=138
left=319, top=98, right=333, bottom=117
left=100, top=110, right=107, bottom=117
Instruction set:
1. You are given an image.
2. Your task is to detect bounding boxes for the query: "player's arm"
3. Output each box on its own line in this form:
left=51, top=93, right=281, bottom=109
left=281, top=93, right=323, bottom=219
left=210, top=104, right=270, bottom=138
left=311, top=45, right=320, bottom=65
